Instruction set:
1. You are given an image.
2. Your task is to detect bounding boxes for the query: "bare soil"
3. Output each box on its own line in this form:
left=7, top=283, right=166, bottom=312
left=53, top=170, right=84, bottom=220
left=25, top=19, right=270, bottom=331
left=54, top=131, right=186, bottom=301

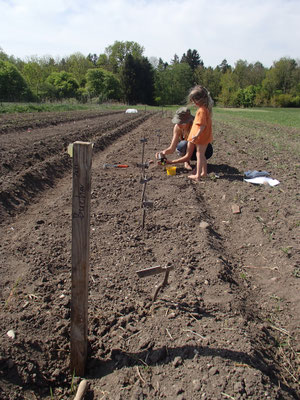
left=0, top=109, right=299, bottom=400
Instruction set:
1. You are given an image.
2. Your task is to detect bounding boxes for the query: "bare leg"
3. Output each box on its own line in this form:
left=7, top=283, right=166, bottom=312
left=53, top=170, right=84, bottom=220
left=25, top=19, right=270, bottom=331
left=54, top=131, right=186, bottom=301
left=200, top=144, right=208, bottom=177
left=188, top=144, right=207, bottom=181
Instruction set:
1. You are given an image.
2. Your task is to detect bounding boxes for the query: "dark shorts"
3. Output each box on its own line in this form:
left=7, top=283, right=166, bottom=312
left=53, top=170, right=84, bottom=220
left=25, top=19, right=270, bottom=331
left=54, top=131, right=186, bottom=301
left=176, top=141, right=213, bottom=160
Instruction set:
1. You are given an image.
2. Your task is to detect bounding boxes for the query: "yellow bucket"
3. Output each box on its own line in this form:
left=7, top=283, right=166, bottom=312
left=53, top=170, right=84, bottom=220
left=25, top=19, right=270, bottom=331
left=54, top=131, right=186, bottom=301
left=166, top=166, right=176, bottom=176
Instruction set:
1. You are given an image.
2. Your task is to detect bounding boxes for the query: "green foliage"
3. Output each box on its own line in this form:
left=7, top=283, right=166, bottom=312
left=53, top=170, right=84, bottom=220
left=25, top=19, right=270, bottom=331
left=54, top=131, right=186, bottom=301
left=0, top=60, right=34, bottom=101
left=235, top=85, right=258, bottom=107
left=233, top=59, right=250, bottom=88
left=194, top=66, right=222, bottom=101
left=86, top=68, right=121, bottom=101
left=181, top=49, right=203, bottom=71
left=45, top=71, right=79, bottom=100
left=271, top=94, right=300, bottom=108
left=102, top=72, right=121, bottom=101
left=76, top=87, right=89, bottom=103
left=63, top=52, right=94, bottom=86
left=217, top=57, right=299, bottom=107
left=1, top=44, right=299, bottom=108
left=154, top=62, right=193, bottom=105
left=218, top=71, right=239, bottom=106
left=22, top=61, right=44, bottom=98
left=120, top=54, right=154, bottom=105
left=0, top=47, right=9, bottom=61
left=86, top=68, right=105, bottom=97
left=87, top=53, right=98, bottom=66
left=100, top=40, right=145, bottom=74
left=261, top=58, right=299, bottom=101
left=217, top=59, right=232, bottom=74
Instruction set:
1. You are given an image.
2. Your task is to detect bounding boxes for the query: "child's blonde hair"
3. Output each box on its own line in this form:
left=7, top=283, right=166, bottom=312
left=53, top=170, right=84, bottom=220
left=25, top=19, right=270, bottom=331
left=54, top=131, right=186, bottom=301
left=187, top=85, right=213, bottom=113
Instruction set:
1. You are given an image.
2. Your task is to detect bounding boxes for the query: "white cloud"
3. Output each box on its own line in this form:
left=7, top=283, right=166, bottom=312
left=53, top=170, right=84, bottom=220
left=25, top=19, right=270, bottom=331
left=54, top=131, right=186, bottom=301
left=0, top=0, right=299, bottom=67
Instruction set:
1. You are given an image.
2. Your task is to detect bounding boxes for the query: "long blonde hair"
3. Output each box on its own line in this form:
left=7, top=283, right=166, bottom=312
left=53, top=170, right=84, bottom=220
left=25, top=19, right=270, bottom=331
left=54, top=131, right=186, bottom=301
left=187, top=85, right=213, bottom=113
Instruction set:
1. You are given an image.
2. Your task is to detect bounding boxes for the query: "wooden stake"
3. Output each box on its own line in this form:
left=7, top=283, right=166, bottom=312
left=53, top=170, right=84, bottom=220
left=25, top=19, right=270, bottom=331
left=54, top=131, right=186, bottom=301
left=70, top=141, right=92, bottom=377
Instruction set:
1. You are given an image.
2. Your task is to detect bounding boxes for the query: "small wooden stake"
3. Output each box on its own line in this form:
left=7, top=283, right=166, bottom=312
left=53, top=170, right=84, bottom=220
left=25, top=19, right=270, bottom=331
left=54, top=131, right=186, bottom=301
left=136, top=265, right=174, bottom=301
left=70, top=141, right=92, bottom=377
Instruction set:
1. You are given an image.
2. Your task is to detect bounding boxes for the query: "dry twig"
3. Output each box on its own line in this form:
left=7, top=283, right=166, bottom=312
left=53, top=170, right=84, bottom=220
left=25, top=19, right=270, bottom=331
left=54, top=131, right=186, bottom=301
left=166, top=328, right=174, bottom=340
left=136, top=366, right=146, bottom=384
left=183, top=329, right=205, bottom=340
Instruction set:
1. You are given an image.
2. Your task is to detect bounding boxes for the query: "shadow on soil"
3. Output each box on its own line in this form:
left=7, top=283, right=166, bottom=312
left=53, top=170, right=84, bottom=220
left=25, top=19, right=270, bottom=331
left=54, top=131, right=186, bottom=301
left=208, top=163, right=243, bottom=181
left=87, top=344, right=298, bottom=399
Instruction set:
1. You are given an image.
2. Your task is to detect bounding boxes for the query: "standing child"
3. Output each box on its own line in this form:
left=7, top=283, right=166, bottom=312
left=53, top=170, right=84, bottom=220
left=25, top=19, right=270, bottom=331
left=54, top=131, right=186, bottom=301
left=187, top=85, right=213, bottom=181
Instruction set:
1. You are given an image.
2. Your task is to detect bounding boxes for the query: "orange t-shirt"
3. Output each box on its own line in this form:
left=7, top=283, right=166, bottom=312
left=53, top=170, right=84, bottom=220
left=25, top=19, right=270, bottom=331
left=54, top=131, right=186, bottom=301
left=188, top=106, right=212, bottom=145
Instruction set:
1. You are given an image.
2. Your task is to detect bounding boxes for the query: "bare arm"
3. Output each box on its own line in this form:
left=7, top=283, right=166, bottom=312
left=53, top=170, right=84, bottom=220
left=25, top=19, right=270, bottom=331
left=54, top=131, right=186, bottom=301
left=167, top=141, right=195, bottom=164
left=157, top=124, right=181, bottom=157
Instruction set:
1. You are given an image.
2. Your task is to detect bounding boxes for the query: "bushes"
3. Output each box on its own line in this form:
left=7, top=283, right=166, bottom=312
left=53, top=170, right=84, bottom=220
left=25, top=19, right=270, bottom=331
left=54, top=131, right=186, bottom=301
left=271, top=94, right=300, bottom=107
left=0, top=60, right=34, bottom=102
left=45, top=72, right=79, bottom=101
left=218, top=85, right=300, bottom=108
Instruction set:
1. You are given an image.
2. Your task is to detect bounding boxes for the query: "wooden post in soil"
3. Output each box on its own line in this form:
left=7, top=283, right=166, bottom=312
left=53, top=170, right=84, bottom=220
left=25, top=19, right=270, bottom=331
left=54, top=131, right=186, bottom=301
left=70, top=141, right=93, bottom=377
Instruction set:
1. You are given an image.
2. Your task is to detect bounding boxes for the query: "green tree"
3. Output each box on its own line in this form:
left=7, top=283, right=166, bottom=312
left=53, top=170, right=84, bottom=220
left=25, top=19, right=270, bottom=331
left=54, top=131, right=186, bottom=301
left=158, top=58, right=168, bottom=70
left=102, top=72, right=121, bottom=101
left=97, top=54, right=110, bottom=70
left=101, top=40, right=145, bottom=74
left=0, top=47, right=9, bottom=61
left=38, top=56, right=58, bottom=78
left=154, top=62, right=193, bottom=105
left=120, top=54, right=154, bottom=104
left=86, top=68, right=105, bottom=97
left=270, top=57, right=298, bottom=94
left=247, top=62, right=266, bottom=86
left=233, top=59, right=250, bottom=89
left=235, top=85, right=258, bottom=107
left=195, top=66, right=222, bottom=102
left=45, top=71, right=79, bottom=100
left=63, top=53, right=93, bottom=87
left=87, top=53, right=98, bottom=66
left=171, top=54, right=180, bottom=64
left=23, top=60, right=44, bottom=98
left=181, top=49, right=203, bottom=71
left=217, top=59, right=231, bottom=74
left=86, top=68, right=121, bottom=101
left=0, top=60, right=33, bottom=101
left=218, top=70, right=239, bottom=106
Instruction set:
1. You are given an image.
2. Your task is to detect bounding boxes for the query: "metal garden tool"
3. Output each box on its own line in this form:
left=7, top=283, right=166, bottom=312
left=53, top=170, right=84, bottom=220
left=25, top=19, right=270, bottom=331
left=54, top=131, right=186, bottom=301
left=103, top=163, right=129, bottom=169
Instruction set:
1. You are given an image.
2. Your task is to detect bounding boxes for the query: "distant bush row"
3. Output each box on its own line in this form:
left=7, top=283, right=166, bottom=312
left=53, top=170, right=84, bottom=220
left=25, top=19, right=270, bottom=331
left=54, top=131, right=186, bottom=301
left=1, top=42, right=299, bottom=107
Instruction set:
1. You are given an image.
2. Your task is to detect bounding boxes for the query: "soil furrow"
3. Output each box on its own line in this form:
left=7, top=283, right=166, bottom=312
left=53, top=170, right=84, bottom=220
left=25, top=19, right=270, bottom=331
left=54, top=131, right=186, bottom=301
left=0, top=111, right=298, bottom=399
left=0, top=113, right=153, bottom=222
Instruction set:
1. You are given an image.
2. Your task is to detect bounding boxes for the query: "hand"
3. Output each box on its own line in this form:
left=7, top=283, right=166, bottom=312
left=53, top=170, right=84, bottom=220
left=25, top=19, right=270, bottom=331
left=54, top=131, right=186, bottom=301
left=191, top=135, right=198, bottom=142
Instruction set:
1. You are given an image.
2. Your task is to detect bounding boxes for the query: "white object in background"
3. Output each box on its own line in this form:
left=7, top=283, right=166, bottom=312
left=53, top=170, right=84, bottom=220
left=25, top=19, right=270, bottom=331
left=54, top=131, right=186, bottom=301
left=125, top=109, right=138, bottom=113
left=244, top=177, right=280, bottom=186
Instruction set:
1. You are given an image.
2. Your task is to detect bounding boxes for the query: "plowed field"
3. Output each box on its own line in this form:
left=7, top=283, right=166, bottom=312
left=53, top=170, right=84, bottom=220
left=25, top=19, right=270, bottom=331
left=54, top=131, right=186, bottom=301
left=0, top=109, right=299, bottom=399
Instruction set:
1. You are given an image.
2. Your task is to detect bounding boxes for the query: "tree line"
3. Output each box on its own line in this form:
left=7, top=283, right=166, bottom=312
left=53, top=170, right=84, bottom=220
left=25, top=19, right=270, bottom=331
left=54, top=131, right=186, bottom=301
left=0, top=41, right=299, bottom=107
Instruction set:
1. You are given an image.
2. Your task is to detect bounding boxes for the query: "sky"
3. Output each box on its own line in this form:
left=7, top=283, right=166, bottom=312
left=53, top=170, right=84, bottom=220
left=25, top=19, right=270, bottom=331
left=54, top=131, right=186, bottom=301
left=0, top=0, right=299, bottom=68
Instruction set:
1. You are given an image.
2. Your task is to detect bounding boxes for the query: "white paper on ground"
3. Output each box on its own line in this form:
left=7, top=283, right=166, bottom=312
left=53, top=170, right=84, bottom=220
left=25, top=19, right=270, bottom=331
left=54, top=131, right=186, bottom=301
left=244, top=177, right=280, bottom=186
